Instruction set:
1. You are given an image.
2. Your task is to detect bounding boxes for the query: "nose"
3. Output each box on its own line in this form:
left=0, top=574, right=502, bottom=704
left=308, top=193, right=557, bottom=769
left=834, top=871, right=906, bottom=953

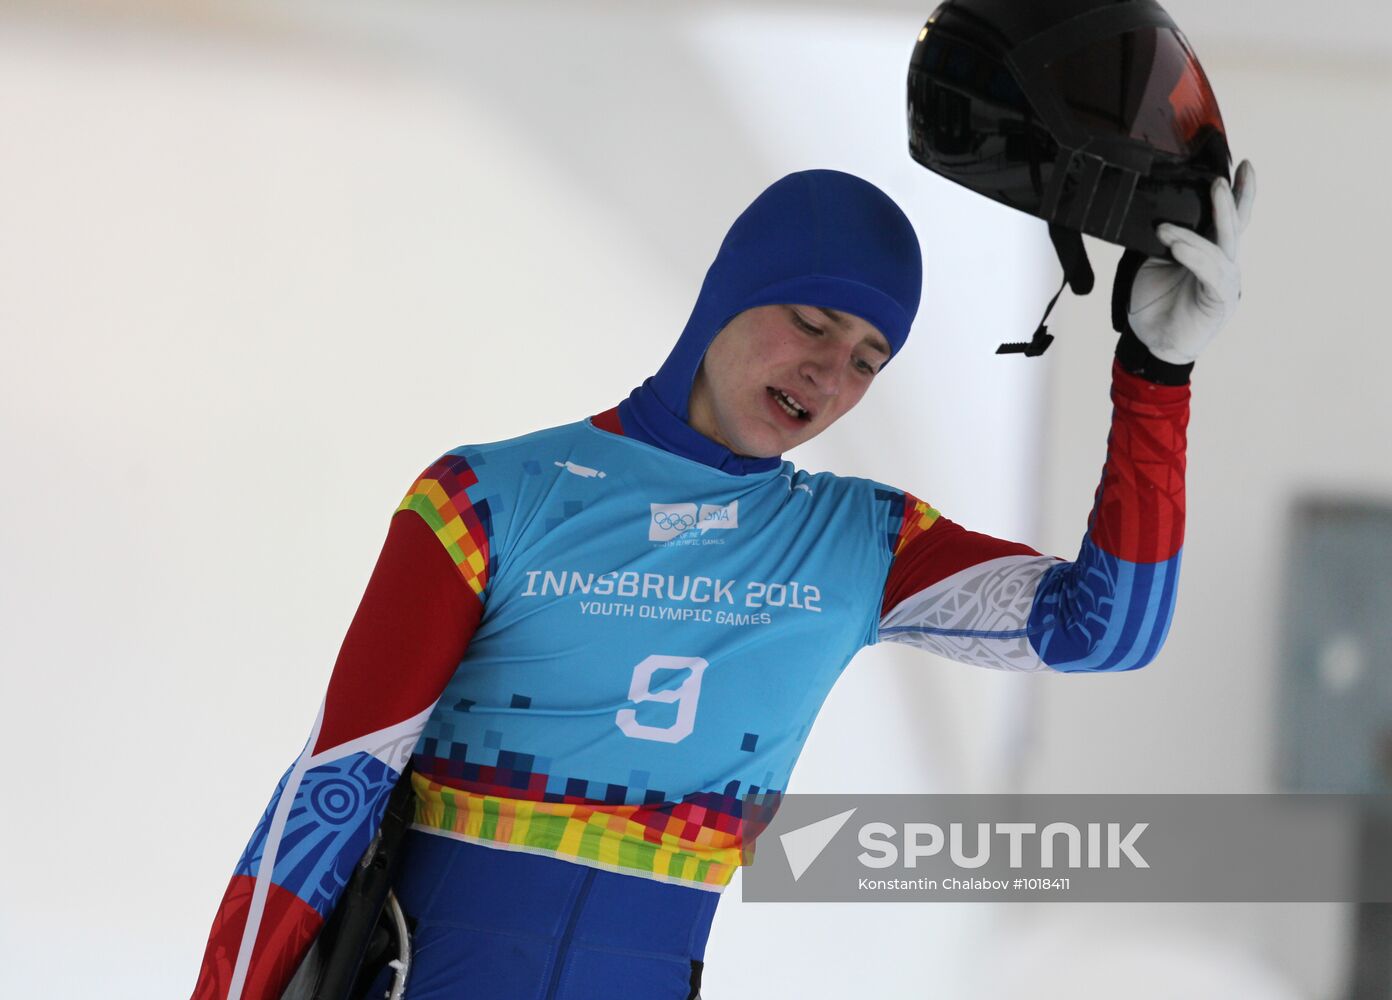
left=800, top=341, right=850, bottom=397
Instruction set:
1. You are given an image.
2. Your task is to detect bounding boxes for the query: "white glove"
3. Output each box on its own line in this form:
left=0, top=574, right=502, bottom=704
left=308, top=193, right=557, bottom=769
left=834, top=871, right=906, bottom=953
left=1127, top=159, right=1257, bottom=365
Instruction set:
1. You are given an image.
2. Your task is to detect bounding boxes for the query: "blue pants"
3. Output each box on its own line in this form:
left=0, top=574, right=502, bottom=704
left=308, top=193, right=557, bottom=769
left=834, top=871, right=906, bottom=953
left=367, top=830, right=719, bottom=999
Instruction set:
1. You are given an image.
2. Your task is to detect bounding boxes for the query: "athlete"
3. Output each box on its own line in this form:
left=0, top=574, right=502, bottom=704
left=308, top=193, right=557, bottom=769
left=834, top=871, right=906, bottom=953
left=192, top=163, right=1255, bottom=1000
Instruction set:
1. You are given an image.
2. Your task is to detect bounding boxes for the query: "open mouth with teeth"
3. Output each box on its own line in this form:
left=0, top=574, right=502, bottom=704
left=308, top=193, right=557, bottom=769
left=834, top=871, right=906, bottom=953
left=767, top=386, right=811, bottom=422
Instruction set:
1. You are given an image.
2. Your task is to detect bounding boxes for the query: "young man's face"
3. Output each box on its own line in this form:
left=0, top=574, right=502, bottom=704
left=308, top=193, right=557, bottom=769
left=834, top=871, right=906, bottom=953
left=687, top=304, right=891, bottom=459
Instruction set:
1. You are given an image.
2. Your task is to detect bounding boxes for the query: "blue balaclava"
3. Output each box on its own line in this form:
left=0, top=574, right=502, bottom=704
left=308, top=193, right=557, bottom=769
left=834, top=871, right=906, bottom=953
left=617, top=169, right=923, bottom=475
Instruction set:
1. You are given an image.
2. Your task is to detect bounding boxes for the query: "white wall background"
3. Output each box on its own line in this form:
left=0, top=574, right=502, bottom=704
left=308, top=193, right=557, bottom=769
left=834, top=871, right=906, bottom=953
left=0, top=2, right=1385, bottom=998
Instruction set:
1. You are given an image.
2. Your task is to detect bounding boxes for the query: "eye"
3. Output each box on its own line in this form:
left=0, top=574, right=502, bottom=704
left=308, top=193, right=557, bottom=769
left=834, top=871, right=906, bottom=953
left=790, top=311, right=823, bottom=335
left=854, top=358, right=878, bottom=376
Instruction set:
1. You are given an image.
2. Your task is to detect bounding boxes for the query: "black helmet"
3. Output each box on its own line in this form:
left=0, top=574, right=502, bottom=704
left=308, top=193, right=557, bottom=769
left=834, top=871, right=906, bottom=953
left=907, top=0, right=1231, bottom=354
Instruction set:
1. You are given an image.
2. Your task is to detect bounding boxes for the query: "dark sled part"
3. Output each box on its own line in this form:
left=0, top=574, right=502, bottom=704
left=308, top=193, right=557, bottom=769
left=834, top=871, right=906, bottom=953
left=281, top=764, right=418, bottom=1000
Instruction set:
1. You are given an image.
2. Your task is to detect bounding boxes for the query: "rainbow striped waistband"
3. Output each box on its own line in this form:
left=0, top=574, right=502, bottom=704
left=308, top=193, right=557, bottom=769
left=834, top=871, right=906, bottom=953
left=410, top=772, right=757, bottom=890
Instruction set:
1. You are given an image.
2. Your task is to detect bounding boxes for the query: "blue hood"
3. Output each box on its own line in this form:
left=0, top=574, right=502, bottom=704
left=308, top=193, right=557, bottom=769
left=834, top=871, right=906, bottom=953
left=618, top=169, right=923, bottom=475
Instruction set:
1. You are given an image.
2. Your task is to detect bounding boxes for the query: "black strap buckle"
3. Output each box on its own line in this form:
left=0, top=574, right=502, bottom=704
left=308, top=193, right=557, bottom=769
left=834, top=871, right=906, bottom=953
left=996, top=325, right=1056, bottom=357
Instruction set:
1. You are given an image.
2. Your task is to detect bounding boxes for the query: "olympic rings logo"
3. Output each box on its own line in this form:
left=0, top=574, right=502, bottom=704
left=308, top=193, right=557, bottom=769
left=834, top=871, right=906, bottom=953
left=653, top=511, right=697, bottom=531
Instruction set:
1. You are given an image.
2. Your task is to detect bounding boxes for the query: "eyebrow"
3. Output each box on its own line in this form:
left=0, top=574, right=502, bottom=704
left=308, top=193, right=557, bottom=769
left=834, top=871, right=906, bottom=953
left=817, top=307, right=892, bottom=357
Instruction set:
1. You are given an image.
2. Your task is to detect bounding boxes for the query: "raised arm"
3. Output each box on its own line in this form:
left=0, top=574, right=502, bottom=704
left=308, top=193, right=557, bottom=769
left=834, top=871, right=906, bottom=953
left=878, top=358, right=1187, bottom=672
left=878, top=163, right=1255, bottom=673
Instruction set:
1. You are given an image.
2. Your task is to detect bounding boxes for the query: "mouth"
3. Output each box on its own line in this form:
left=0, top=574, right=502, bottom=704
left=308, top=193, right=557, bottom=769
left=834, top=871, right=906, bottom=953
left=766, top=386, right=812, bottom=423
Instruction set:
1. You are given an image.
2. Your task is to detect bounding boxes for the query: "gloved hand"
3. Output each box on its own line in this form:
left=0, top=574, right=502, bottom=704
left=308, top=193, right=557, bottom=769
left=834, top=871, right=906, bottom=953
left=1127, top=159, right=1257, bottom=365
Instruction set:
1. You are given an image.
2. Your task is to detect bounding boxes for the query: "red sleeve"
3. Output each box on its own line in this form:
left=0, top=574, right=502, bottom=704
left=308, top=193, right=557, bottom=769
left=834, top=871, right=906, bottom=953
left=881, top=510, right=1040, bottom=617
left=315, top=510, right=484, bottom=752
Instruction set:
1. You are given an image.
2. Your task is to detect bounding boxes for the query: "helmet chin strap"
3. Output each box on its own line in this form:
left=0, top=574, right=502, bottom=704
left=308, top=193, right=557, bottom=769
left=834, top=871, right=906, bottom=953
left=996, top=228, right=1151, bottom=357
left=996, top=224, right=1094, bottom=357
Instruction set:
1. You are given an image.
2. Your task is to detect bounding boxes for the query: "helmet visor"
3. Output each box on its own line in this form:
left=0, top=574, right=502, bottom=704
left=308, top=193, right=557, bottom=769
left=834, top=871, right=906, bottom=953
left=1042, top=26, right=1225, bottom=158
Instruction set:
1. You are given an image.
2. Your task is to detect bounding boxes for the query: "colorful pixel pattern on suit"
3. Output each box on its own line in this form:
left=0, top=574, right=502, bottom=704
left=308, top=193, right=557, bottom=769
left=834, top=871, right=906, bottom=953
left=397, top=453, right=493, bottom=597
left=412, top=772, right=755, bottom=888
left=402, top=416, right=895, bottom=890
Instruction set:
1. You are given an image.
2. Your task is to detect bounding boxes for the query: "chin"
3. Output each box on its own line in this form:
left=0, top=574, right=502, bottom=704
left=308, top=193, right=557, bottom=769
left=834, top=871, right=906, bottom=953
left=744, top=429, right=805, bottom=459
left=727, top=431, right=781, bottom=460
left=723, top=413, right=813, bottom=459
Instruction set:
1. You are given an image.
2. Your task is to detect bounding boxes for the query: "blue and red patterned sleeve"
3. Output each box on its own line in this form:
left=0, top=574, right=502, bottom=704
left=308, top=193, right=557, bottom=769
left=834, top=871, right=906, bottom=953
left=191, top=452, right=492, bottom=1000
left=877, top=360, right=1189, bottom=672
